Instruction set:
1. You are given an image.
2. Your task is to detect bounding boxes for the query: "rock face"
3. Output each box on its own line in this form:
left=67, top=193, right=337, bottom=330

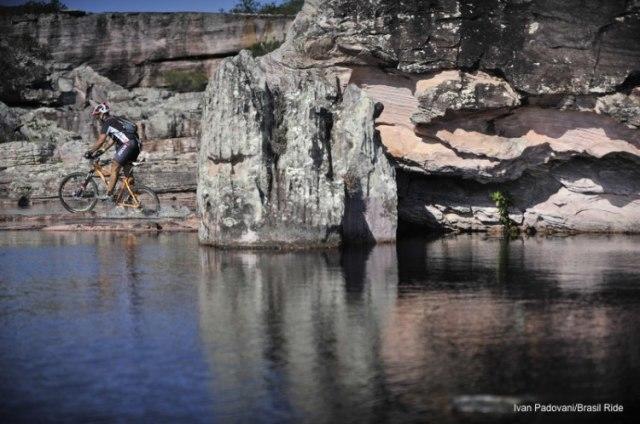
left=1, top=11, right=293, bottom=223
left=277, top=0, right=640, bottom=95
left=228, top=0, right=639, bottom=234
left=0, top=12, right=292, bottom=95
left=0, top=65, right=201, bottom=210
left=197, top=52, right=397, bottom=247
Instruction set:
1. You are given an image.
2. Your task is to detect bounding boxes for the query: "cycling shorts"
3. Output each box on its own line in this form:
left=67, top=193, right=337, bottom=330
left=114, top=140, right=140, bottom=166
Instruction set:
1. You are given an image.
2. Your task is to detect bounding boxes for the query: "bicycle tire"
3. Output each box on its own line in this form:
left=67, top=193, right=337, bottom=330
left=58, top=172, right=99, bottom=213
left=129, top=185, right=160, bottom=216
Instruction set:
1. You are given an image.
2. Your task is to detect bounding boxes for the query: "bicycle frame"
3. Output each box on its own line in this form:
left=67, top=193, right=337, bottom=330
left=84, top=160, right=142, bottom=208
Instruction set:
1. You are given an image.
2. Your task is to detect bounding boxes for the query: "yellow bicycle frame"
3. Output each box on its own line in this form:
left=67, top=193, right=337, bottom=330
left=93, top=162, right=141, bottom=209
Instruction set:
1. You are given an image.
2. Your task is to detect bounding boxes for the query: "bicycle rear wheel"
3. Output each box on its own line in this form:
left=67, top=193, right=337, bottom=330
left=125, top=185, right=160, bottom=216
left=58, top=172, right=99, bottom=213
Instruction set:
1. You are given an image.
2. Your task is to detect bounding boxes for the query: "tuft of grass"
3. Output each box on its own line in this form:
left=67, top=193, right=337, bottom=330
left=164, top=70, right=208, bottom=93
left=247, top=39, right=284, bottom=57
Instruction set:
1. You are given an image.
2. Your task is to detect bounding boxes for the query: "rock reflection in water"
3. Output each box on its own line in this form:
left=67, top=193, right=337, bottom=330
left=197, top=245, right=398, bottom=422
left=1, top=232, right=639, bottom=423
left=196, top=235, right=640, bottom=422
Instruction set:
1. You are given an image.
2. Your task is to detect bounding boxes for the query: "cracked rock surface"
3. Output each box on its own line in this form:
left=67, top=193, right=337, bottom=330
left=0, top=12, right=291, bottom=91
left=237, top=0, right=640, bottom=234
left=197, top=51, right=397, bottom=247
left=0, top=66, right=201, bottom=205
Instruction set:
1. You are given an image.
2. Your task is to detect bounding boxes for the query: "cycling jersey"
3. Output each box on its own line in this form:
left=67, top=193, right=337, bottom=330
left=100, top=116, right=140, bottom=148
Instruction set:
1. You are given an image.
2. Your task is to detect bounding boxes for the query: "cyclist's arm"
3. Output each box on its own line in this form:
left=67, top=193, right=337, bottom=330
left=89, top=133, right=108, bottom=154
left=103, top=139, right=115, bottom=151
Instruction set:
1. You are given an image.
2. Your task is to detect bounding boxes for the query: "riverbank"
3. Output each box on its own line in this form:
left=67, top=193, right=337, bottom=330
left=0, top=193, right=197, bottom=232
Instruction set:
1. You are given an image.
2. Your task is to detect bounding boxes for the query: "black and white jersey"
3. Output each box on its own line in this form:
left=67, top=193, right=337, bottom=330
left=100, top=116, right=139, bottom=147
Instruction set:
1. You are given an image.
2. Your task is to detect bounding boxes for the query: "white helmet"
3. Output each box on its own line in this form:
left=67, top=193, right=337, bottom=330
left=91, top=102, right=110, bottom=116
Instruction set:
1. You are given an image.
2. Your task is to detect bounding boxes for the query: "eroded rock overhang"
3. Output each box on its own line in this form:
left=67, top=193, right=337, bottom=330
left=262, top=0, right=640, bottom=233
left=344, top=66, right=640, bottom=232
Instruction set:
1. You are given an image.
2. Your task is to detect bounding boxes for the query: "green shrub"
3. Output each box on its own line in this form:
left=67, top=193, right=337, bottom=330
left=258, top=0, right=304, bottom=15
left=490, top=190, right=518, bottom=234
left=247, top=39, right=284, bottom=56
left=164, top=70, right=208, bottom=93
left=0, top=0, right=67, bottom=15
left=230, top=0, right=303, bottom=15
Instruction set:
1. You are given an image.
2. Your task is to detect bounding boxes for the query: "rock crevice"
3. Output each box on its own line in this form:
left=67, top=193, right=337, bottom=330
left=197, top=51, right=397, bottom=247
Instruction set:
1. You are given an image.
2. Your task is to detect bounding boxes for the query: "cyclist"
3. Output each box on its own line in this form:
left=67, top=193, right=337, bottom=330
left=84, top=103, right=142, bottom=200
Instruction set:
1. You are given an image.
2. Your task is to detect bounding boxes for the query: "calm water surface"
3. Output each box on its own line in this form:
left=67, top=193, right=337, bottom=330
left=1, top=232, right=639, bottom=423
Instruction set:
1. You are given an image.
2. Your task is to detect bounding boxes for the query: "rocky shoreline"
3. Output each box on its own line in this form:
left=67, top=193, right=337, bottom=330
left=0, top=11, right=292, bottom=236
left=197, top=0, right=640, bottom=247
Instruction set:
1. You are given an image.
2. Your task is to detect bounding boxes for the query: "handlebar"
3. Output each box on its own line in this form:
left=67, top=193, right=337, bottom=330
left=85, top=150, right=111, bottom=166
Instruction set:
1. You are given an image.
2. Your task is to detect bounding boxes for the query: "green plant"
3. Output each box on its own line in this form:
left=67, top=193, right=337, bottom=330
left=490, top=190, right=518, bottom=234
left=247, top=39, right=284, bottom=56
left=164, top=70, right=208, bottom=93
left=230, top=0, right=303, bottom=15
left=230, top=0, right=261, bottom=13
left=258, top=0, right=304, bottom=15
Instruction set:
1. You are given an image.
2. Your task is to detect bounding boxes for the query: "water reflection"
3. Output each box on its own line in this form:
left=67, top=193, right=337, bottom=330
left=197, top=245, right=398, bottom=422
left=1, top=232, right=639, bottom=422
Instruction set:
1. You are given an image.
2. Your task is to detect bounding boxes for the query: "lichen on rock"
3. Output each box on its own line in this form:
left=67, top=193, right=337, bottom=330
left=250, top=0, right=640, bottom=235
left=197, top=51, right=397, bottom=247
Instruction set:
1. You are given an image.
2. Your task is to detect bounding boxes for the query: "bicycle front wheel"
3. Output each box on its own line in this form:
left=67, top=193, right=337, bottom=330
left=58, top=172, right=99, bottom=213
left=126, top=185, right=160, bottom=216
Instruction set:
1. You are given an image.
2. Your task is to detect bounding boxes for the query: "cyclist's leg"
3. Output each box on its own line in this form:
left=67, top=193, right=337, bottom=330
left=124, top=142, right=141, bottom=185
left=107, top=161, right=122, bottom=195
left=122, top=163, right=134, bottom=186
left=110, top=142, right=139, bottom=194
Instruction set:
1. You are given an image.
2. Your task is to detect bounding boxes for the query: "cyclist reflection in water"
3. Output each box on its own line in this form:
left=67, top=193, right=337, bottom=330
left=85, top=103, right=142, bottom=201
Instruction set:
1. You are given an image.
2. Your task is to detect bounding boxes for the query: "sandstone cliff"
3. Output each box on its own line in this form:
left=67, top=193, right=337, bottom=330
left=198, top=0, right=640, bottom=240
left=0, top=11, right=291, bottom=96
left=0, top=12, right=293, bottom=224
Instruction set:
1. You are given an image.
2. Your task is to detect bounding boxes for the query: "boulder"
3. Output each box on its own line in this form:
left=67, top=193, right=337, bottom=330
left=0, top=102, right=23, bottom=142
left=411, top=71, right=521, bottom=125
left=197, top=51, right=396, bottom=247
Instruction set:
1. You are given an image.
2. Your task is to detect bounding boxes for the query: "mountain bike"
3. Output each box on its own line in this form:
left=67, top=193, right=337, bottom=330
left=58, top=151, right=160, bottom=215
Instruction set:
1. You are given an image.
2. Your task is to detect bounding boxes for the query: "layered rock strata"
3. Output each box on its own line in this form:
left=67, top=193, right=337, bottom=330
left=197, top=51, right=397, bottom=247
left=0, top=66, right=201, bottom=221
left=0, top=11, right=292, bottom=98
left=1, top=11, right=291, bottom=222
left=240, top=0, right=640, bottom=234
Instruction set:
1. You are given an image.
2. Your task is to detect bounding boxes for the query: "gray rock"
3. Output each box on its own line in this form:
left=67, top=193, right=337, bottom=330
left=0, top=102, right=23, bottom=143
left=197, top=51, right=396, bottom=247
left=596, top=92, right=640, bottom=128
left=411, top=70, right=521, bottom=126
left=0, top=12, right=292, bottom=90
left=275, top=0, right=640, bottom=95
left=0, top=33, right=51, bottom=105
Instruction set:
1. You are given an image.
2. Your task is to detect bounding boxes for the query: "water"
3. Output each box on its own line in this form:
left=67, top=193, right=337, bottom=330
left=1, top=232, right=639, bottom=423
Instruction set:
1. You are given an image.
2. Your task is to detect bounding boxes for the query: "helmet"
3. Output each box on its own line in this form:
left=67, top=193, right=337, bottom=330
left=91, top=102, right=110, bottom=116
